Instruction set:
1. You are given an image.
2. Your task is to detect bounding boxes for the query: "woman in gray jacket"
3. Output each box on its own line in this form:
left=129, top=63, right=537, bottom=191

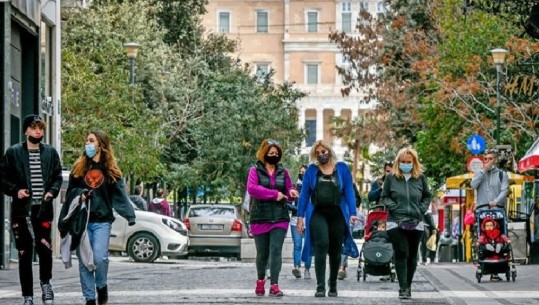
left=381, top=147, right=431, bottom=299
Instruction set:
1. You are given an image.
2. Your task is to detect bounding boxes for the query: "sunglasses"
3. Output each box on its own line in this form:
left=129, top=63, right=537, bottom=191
left=315, top=150, right=328, bottom=156
left=268, top=140, right=280, bottom=145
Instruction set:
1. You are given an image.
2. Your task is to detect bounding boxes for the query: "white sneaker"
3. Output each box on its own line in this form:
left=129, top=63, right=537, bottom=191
left=304, top=269, right=311, bottom=279
left=486, top=244, right=495, bottom=252
left=495, top=243, right=502, bottom=253
left=337, top=269, right=347, bottom=280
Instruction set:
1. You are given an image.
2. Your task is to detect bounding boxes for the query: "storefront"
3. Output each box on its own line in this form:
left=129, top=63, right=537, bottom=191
left=0, top=0, right=61, bottom=269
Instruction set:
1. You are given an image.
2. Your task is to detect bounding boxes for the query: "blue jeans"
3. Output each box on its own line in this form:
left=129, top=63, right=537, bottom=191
left=290, top=225, right=311, bottom=269
left=77, top=222, right=111, bottom=301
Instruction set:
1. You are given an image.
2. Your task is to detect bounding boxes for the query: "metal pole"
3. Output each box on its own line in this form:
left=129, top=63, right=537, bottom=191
left=496, top=64, right=501, bottom=145
left=129, top=57, right=136, bottom=85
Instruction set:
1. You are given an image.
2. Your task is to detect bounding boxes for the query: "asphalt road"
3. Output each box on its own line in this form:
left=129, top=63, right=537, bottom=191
left=0, top=257, right=538, bottom=305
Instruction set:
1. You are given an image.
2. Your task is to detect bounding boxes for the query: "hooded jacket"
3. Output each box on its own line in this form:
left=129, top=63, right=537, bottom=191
left=148, top=197, right=171, bottom=216
left=477, top=217, right=509, bottom=245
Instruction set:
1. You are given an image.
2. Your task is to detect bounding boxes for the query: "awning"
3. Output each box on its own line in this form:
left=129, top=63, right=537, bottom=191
left=518, top=137, right=539, bottom=172
left=445, top=172, right=531, bottom=189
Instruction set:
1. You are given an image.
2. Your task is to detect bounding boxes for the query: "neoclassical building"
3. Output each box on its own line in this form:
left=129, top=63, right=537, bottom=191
left=201, top=0, right=383, bottom=158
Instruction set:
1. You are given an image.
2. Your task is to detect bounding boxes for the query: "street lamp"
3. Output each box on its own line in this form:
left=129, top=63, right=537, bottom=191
left=490, top=48, right=508, bottom=145
left=123, top=42, right=141, bottom=85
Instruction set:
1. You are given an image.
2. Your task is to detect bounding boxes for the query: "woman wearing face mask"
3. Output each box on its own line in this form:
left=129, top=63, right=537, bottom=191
left=289, top=164, right=312, bottom=279
left=247, top=139, right=298, bottom=297
left=60, top=130, right=135, bottom=305
left=296, top=140, right=359, bottom=297
left=381, top=147, right=431, bottom=300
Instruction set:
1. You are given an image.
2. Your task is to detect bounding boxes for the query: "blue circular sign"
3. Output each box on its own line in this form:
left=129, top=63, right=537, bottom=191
left=466, top=134, right=486, bottom=155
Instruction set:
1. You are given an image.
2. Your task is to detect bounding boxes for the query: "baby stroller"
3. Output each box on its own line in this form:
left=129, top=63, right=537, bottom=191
left=356, top=205, right=396, bottom=282
left=474, top=208, right=517, bottom=283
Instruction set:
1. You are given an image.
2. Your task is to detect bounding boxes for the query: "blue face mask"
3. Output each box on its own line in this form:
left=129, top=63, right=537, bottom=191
left=399, top=163, right=413, bottom=173
left=85, top=144, right=97, bottom=158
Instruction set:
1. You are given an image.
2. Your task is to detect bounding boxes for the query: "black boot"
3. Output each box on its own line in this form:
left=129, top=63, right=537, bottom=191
left=85, top=300, right=96, bottom=305
left=97, top=285, right=108, bottom=305
left=327, top=280, right=337, bottom=297
left=314, top=283, right=325, bottom=297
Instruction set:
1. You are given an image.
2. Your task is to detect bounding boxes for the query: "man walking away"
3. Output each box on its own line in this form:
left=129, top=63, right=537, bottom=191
left=129, top=184, right=147, bottom=211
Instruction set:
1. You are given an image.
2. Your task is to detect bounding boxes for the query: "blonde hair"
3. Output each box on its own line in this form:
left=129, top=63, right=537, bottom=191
left=309, top=140, right=337, bottom=165
left=392, top=147, right=423, bottom=179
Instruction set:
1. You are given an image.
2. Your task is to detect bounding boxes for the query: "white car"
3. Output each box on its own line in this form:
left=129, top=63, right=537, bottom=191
left=110, top=207, right=189, bottom=263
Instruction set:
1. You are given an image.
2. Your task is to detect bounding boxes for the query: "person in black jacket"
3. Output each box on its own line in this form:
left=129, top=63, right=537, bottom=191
left=0, top=114, right=62, bottom=305
left=64, top=130, right=135, bottom=305
left=419, top=211, right=437, bottom=265
left=381, top=147, right=431, bottom=300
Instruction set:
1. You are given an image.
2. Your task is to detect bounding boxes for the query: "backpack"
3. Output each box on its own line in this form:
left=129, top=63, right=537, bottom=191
left=311, top=168, right=341, bottom=207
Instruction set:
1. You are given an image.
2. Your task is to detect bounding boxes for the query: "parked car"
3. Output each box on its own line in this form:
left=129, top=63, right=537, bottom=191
left=183, top=204, right=246, bottom=259
left=110, top=204, right=189, bottom=263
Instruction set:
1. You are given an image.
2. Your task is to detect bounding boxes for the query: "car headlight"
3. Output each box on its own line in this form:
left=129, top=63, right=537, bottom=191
left=162, top=218, right=188, bottom=236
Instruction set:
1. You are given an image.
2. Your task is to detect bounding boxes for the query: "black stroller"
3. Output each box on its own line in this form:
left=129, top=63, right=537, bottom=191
left=357, top=205, right=396, bottom=282
left=474, top=208, right=517, bottom=283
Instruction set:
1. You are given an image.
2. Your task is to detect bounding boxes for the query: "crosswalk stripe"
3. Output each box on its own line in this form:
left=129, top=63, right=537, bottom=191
left=1, top=288, right=537, bottom=299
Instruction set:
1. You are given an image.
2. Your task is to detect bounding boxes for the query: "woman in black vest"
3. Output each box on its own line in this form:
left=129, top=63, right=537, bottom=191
left=247, top=139, right=298, bottom=297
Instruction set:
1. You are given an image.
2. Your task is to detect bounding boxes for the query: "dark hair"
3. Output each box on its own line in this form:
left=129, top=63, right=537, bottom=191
left=300, top=164, right=308, bottom=170
left=156, top=188, right=165, bottom=197
left=384, top=161, right=394, bottom=168
left=134, top=185, right=143, bottom=195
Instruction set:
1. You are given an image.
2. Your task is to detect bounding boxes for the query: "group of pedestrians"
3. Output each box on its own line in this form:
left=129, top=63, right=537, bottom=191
left=0, top=115, right=136, bottom=305
left=246, top=138, right=435, bottom=300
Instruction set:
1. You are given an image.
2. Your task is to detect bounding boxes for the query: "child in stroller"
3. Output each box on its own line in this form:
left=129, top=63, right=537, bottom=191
left=477, top=217, right=511, bottom=260
left=474, top=208, right=516, bottom=283
left=357, top=206, right=395, bottom=282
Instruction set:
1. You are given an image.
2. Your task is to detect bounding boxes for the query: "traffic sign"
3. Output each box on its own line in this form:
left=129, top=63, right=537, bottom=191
left=466, top=134, right=486, bottom=155
left=467, top=156, right=484, bottom=173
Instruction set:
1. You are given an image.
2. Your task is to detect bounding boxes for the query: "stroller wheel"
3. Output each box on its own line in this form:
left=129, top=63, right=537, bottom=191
left=506, top=271, right=510, bottom=282
left=363, top=272, right=367, bottom=282
left=511, top=270, right=517, bottom=282
left=476, top=270, right=482, bottom=283
left=357, top=269, right=361, bottom=282
left=390, top=273, right=396, bottom=282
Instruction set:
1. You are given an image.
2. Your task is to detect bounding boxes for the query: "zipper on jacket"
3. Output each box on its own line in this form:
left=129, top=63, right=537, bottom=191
left=406, top=178, right=411, bottom=216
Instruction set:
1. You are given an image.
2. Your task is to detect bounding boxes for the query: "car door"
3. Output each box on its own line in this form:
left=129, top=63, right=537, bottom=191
left=109, top=210, right=128, bottom=251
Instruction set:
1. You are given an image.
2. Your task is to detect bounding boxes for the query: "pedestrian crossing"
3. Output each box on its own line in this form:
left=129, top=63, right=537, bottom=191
left=1, top=288, right=539, bottom=299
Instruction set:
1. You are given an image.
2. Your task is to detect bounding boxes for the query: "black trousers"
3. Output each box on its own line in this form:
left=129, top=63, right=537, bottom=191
left=310, top=207, right=345, bottom=289
left=387, top=228, right=423, bottom=290
left=254, top=228, right=286, bottom=284
left=12, top=216, right=53, bottom=297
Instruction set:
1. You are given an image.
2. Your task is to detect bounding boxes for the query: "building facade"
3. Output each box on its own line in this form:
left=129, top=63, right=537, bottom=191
left=202, top=0, right=383, bottom=158
left=0, top=0, right=62, bottom=268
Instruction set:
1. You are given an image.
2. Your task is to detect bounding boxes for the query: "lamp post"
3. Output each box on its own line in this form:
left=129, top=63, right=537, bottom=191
left=123, top=42, right=141, bottom=85
left=490, top=48, right=508, bottom=145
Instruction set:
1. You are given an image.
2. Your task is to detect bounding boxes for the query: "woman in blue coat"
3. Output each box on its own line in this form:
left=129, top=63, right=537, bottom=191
left=296, top=140, right=359, bottom=297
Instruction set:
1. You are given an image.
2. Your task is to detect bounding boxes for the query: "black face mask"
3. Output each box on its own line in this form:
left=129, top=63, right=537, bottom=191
left=28, top=136, right=43, bottom=144
left=265, top=155, right=280, bottom=165
left=298, top=174, right=304, bottom=181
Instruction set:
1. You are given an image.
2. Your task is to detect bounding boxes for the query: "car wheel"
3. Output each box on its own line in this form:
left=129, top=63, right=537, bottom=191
left=127, top=232, right=160, bottom=263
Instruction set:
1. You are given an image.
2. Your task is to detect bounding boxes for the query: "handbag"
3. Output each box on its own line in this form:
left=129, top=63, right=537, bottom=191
left=464, top=210, right=475, bottom=226
left=426, top=234, right=437, bottom=251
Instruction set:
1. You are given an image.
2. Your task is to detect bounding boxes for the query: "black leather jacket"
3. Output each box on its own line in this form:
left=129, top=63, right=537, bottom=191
left=0, top=142, right=62, bottom=220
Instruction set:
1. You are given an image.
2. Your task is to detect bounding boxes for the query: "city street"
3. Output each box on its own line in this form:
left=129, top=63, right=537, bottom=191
left=0, top=256, right=538, bottom=305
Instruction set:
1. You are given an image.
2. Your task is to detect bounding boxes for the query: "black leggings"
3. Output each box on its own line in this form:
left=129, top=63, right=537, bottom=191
left=387, top=228, right=423, bottom=289
left=254, top=228, right=286, bottom=284
left=310, top=207, right=346, bottom=288
left=12, top=216, right=53, bottom=297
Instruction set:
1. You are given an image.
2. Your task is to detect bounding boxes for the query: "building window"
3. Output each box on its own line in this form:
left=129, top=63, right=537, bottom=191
left=256, top=11, right=268, bottom=33
left=305, top=120, right=317, bottom=147
left=255, top=64, right=270, bottom=81
left=377, top=1, right=387, bottom=13
left=342, top=14, right=352, bottom=32
left=218, top=11, right=230, bottom=33
left=306, top=64, right=319, bottom=84
left=360, top=2, right=369, bottom=12
left=306, top=11, right=318, bottom=33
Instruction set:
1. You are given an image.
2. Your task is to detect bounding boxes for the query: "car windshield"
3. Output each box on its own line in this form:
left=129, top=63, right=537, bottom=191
left=189, top=207, right=236, bottom=218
